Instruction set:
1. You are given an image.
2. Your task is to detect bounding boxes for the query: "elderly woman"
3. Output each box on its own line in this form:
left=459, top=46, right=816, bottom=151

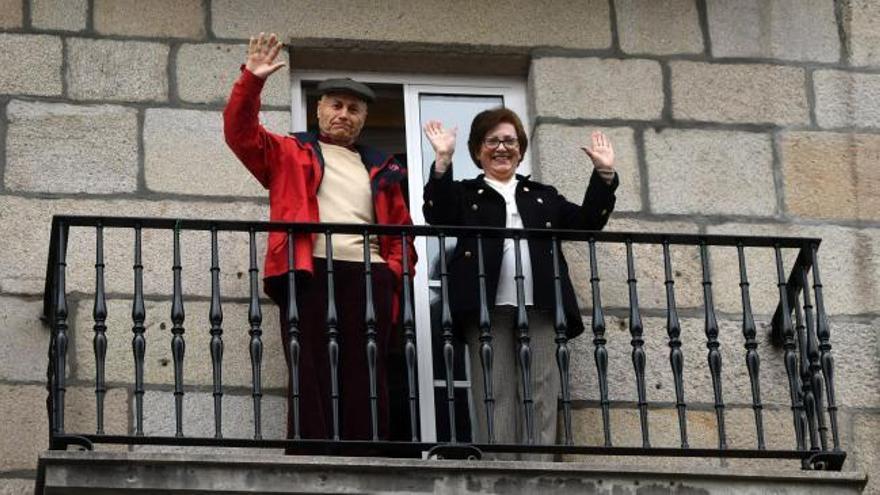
left=422, top=107, right=618, bottom=449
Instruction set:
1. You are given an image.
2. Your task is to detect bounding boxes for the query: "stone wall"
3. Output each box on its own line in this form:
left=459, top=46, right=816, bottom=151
left=1, top=0, right=878, bottom=493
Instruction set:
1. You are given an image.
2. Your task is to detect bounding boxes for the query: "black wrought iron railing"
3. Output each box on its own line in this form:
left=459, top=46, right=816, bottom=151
left=42, top=215, right=845, bottom=469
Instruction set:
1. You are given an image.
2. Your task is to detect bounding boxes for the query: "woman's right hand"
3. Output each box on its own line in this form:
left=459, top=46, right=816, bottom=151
left=423, top=120, right=457, bottom=174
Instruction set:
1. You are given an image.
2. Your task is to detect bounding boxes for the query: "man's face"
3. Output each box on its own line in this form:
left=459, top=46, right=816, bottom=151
left=316, top=93, right=367, bottom=146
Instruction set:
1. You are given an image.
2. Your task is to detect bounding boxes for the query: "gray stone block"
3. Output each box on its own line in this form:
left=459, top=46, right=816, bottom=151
left=0, top=34, right=62, bottom=96
left=563, top=217, right=703, bottom=313
left=0, top=384, right=47, bottom=470
left=211, top=0, right=610, bottom=49
left=0, top=479, right=34, bottom=495
left=814, top=70, right=880, bottom=129
left=671, top=61, right=809, bottom=125
left=176, top=43, right=289, bottom=106
left=5, top=100, right=138, bottom=193
left=645, top=128, right=777, bottom=216
left=532, top=124, right=640, bottom=213
left=0, top=296, right=51, bottom=382
left=531, top=57, right=663, bottom=120
left=844, top=0, right=880, bottom=67
left=67, top=38, right=169, bottom=102
left=144, top=108, right=289, bottom=196
left=139, top=389, right=286, bottom=441
left=780, top=131, right=880, bottom=222
left=72, top=299, right=287, bottom=390
left=94, top=0, right=205, bottom=38
left=0, top=0, right=21, bottom=28
left=706, top=0, right=839, bottom=62
left=0, top=195, right=268, bottom=296
left=850, top=413, right=880, bottom=494
left=616, top=0, right=703, bottom=55
left=31, top=0, right=87, bottom=31
left=707, top=222, right=880, bottom=317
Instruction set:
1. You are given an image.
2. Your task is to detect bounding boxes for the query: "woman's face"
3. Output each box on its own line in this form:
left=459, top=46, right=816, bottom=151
left=478, top=122, right=521, bottom=182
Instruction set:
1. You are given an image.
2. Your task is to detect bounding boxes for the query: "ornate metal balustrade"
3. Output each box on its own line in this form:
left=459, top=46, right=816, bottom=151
left=41, top=215, right=845, bottom=470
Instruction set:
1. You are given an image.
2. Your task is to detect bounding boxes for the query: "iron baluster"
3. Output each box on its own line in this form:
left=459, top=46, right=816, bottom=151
left=170, top=225, right=186, bottom=438
left=286, top=230, right=301, bottom=439
left=209, top=227, right=224, bottom=438
left=247, top=229, right=264, bottom=440
left=663, top=241, right=687, bottom=448
left=551, top=237, right=573, bottom=445
left=589, top=239, right=612, bottom=447
left=400, top=233, right=419, bottom=441
left=437, top=234, right=456, bottom=442
left=93, top=224, right=107, bottom=435
left=131, top=225, right=146, bottom=436
left=53, top=223, right=69, bottom=435
left=700, top=242, right=726, bottom=449
left=775, top=245, right=806, bottom=451
left=737, top=244, right=765, bottom=450
left=792, top=289, right=816, bottom=453
left=362, top=232, right=380, bottom=441
left=811, top=244, right=838, bottom=450
left=626, top=240, right=650, bottom=448
left=513, top=235, right=535, bottom=445
left=325, top=231, right=341, bottom=441
left=476, top=235, right=496, bottom=444
left=799, top=263, right=826, bottom=451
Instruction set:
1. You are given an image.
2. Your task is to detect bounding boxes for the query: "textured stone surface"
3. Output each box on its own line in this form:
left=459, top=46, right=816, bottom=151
left=0, top=296, right=51, bottom=382
left=845, top=0, right=880, bottom=67
left=780, top=131, right=880, bottom=222
left=707, top=223, right=879, bottom=317
left=0, top=195, right=268, bottom=296
left=671, top=61, right=809, bottom=125
left=531, top=58, right=663, bottom=120
left=73, top=299, right=287, bottom=389
left=66, top=387, right=130, bottom=436
left=94, top=0, right=205, bottom=38
left=0, top=0, right=21, bottom=28
left=814, top=70, right=880, bottom=129
left=616, top=0, right=703, bottom=55
left=0, top=384, right=47, bottom=470
left=0, top=34, right=63, bottom=96
left=31, top=0, right=87, bottom=31
left=144, top=108, right=289, bottom=196
left=0, top=479, right=34, bottom=495
left=706, top=0, right=840, bottom=62
left=176, top=43, right=289, bottom=106
left=5, top=100, right=138, bottom=193
left=851, top=413, right=880, bottom=494
left=532, top=124, right=640, bottom=213
left=139, top=390, right=286, bottom=441
left=212, top=0, right=610, bottom=49
left=563, top=217, right=703, bottom=313
left=645, top=129, right=777, bottom=216
left=67, top=38, right=169, bottom=102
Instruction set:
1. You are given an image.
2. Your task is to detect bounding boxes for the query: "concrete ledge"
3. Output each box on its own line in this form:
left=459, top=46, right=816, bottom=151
left=37, top=450, right=867, bottom=494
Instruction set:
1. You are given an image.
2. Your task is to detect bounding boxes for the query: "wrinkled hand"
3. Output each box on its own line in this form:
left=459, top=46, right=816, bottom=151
left=423, top=120, right=457, bottom=174
left=245, top=32, right=286, bottom=80
left=581, top=130, right=616, bottom=184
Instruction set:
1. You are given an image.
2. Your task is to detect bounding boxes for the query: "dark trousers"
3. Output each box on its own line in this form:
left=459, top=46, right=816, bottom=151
left=265, top=260, right=393, bottom=441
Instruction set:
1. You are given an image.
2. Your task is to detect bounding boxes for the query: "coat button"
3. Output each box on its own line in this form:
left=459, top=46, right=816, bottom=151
left=464, top=250, right=472, bottom=258
left=537, top=197, right=543, bottom=204
left=472, top=204, right=479, bottom=211
left=477, top=189, right=484, bottom=194
left=523, top=186, right=530, bottom=192
left=427, top=200, right=434, bottom=207
left=545, top=221, right=552, bottom=228
left=601, top=209, right=608, bottom=215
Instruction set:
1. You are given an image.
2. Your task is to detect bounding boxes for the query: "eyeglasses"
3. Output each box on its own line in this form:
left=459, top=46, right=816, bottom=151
left=483, top=137, right=519, bottom=149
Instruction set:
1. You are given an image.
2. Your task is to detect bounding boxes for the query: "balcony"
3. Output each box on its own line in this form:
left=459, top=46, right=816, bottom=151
left=35, top=215, right=864, bottom=493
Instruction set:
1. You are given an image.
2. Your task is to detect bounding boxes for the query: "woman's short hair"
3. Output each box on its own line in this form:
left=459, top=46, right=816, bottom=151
left=467, top=107, right=528, bottom=168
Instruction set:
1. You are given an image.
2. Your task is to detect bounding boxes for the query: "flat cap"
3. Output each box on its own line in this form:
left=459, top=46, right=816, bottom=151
left=316, top=77, right=376, bottom=103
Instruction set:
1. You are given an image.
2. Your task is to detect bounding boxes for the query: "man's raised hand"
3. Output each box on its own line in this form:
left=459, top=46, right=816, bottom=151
left=423, top=120, right=457, bottom=174
left=246, top=32, right=286, bottom=80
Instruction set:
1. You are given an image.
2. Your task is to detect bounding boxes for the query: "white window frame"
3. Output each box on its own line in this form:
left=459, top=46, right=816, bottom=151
left=291, top=70, right=530, bottom=443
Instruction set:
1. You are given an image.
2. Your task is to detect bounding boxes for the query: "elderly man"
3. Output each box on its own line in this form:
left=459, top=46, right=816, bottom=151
left=224, top=33, right=415, bottom=443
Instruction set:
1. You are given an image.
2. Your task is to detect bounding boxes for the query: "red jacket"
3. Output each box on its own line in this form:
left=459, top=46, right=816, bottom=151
left=224, top=69, right=416, bottom=303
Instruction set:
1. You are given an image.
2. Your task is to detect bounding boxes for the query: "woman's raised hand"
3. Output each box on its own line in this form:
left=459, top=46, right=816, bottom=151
left=581, top=130, right=616, bottom=184
left=423, top=120, right=457, bottom=174
left=245, top=32, right=286, bottom=80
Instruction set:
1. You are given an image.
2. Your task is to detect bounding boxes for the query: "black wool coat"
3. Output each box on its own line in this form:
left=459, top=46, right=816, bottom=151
left=422, top=165, right=618, bottom=339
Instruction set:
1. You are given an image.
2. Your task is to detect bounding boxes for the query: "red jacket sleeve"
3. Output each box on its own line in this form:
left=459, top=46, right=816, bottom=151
left=382, top=181, right=418, bottom=284
left=223, top=68, right=286, bottom=189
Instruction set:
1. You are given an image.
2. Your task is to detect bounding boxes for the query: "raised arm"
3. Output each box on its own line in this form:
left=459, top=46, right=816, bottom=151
left=422, top=120, right=464, bottom=225
left=223, top=33, right=288, bottom=188
left=558, top=130, right=619, bottom=229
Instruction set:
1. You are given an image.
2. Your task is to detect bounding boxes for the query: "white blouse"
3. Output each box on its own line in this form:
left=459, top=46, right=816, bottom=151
left=483, top=176, right=534, bottom=307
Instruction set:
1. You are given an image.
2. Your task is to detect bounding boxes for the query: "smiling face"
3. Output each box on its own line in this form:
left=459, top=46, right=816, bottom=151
left=477, top=122, right=522, bottom=182
left=316, top=92, right=367, bottom=146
